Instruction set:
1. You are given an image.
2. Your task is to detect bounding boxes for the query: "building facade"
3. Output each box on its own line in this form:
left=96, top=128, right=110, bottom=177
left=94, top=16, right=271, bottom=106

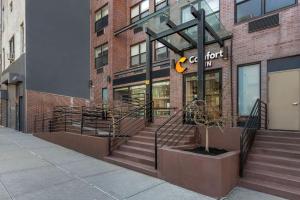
left=91, top=0, right=300, bottom=131
left=1, top=0, right=90, bottom=132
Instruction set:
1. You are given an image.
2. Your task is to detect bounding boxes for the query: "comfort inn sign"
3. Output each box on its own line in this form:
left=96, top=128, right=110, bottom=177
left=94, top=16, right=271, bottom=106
left=175, top=50, right=224, bottom=73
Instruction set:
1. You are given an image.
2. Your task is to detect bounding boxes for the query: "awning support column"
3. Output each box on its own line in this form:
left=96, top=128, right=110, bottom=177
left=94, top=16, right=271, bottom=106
left=192, top=7, right=206, bottom=101
left=145, top=31, right=153, bottom=122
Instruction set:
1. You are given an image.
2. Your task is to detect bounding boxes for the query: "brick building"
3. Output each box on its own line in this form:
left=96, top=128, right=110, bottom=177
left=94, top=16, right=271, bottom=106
left=1, top=0, right=90, bottom=132
left=91, top=0, right=300, bottom=130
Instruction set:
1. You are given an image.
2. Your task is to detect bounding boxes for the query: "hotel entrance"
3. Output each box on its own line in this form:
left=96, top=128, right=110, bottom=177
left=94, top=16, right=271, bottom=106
left=184, top=70, right=222, bottom=113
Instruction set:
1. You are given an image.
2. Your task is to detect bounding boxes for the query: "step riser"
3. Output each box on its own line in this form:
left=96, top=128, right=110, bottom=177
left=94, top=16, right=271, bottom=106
left=245, top=171, right=300, bottom=188
left=246, top=163, right=300, bottom=177
left=131, top=136, right=193, bottom=144
left=256, top=136, right=300, bottom=145
left=257, top=132, right=300, bottom=138
left=119, top=146, right=154, bottom=157
left=103, top=157, right=157, bottom=177
left=127, top=141, right=154, bottom=150
left=251, top=149, right=300, bottom=160
left=239, top=181, right=300, bottom=200
left=112, top=152, right=154, bottom=166
left=248, top=155, right=300, bottom=168
left=254, top=142, right=300, bottom=151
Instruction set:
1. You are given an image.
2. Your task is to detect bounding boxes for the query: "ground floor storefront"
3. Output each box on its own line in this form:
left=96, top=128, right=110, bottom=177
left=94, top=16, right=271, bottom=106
left=110, top=43, right=300, bottom=131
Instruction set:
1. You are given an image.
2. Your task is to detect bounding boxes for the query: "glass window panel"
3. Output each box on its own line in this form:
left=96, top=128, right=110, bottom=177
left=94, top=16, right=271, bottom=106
left=102, top=88, right=109, bottom=104
left=156, top=0, right=165, bottom=4
left=131, top=45, right=139, bottom=56
left=207, top=0, right=219, bottom=12
left=141, top=0, right=149, bottom=13
left=156, top=41, right=164, bottom=48
left=140, top=53, right=147, bottom=64
left=153, top=81, right=170, bottom=116
left=265, top=0, right=296, bottom=13
left=131, top=55, right=139, bottom=66
left=236, top=0, right=262, bottom=22
left=131, top=5, right=139, bottom=19
left=102, top=5, right=109, bottom=17
left=95, top=10, right=102, bottom=21
left=102, top=43, right=108, bottom=51
left=140, top=42, right=146, bottom=53
left=238, top=64, right=260, bottom=116
left=95, top=47, right=101, bottom=58
left=156, top=47, right=168, bottom=60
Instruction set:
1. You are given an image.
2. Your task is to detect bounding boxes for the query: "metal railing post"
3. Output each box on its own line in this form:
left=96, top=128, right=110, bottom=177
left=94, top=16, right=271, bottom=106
left=80, top=107, right=84, bottom=135
left=265, top=105, right=268, bottom=129
left=42, top=113, right=45, bottom=132
left=108, top=125, right=112, bottom=155
left=258, top=101, right=262, bottom=129
left=155, top=130, right=158, bottom=169
left=64, top=109, right=67, bottom=132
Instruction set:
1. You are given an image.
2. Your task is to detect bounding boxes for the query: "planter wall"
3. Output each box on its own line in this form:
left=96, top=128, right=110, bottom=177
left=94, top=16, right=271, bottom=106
left=158, top=147, right=240, bottom=198
left=34, top=132, right=109, bottom=159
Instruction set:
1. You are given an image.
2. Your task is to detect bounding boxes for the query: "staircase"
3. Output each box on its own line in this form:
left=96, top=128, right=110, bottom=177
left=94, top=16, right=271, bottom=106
left=104, top=123, right=195, bottom=177
left=240, top=130, right=300, bottom=200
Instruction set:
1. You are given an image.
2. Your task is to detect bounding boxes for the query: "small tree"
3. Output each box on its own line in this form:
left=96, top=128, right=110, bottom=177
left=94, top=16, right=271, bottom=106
left=186, top=100, right=228, bottom=152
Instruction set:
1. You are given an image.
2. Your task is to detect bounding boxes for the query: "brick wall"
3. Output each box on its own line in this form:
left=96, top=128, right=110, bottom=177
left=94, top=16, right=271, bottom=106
left=26, top=90, right=89, bottom=133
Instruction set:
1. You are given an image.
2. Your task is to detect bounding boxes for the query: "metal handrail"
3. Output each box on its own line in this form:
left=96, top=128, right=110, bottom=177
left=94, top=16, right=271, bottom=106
left=240, top=99, right=267, bottom=177
left=108, top=101, right=153, bottom=155
left=154, top=103, right=196, bottom=169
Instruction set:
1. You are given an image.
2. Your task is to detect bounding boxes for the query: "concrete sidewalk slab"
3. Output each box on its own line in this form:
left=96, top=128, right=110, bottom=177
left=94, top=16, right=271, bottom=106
left=0, top=128, right=287, bottom=200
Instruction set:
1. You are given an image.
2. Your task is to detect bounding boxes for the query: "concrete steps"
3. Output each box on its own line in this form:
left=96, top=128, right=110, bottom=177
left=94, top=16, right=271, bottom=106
left=104, top=123, right=195, bottom=177
left=240, top=130, right=300, bottom=200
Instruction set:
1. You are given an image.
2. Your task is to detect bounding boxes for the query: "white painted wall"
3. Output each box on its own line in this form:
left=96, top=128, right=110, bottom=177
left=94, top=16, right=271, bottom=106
left=1, top=0, right=25, bottom=71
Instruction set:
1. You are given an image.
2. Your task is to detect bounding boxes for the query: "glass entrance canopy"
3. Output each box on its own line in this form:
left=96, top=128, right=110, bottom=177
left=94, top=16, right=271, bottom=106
left=114, top=0, right=231, bottom=53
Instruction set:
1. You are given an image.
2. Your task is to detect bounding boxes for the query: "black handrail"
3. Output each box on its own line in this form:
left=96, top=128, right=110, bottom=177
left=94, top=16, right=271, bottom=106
left=108, top=101, right=153, bottom=155
left=240, top=99, right=267, bottom=177
left=154, top=104, right=196, bottom=169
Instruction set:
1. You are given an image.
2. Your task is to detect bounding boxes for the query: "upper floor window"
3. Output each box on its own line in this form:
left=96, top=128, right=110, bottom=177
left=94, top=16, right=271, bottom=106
left=95, top=4, right=109, bottom=33
left=130, top=41, right=146, bottom=67
left=20, top=23, right=25, bottom=53
left=155, top=42, right=168, bottom=61
left=236, top=0, right=297, bottom=23
left=155, top=0, right=168, bottom=11
left=8, top=36, right=15, bottom=63
left=95, top=43, right=108, bottom=71
left=131, top=0, right=149, bottom=23
left=9, top=1, right=13, bottom=12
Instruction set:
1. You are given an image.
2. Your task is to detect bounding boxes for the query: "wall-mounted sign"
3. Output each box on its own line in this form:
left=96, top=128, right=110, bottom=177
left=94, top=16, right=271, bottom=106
left=175, top=50, right=225, bottom=73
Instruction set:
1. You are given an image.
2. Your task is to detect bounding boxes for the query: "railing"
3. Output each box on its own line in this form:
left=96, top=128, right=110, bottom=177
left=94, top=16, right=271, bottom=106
left=154, top=106, right=197, bottom=169
left=240, top=99, right=267, bottom=177
left=108, top=101, right=153, bottom=155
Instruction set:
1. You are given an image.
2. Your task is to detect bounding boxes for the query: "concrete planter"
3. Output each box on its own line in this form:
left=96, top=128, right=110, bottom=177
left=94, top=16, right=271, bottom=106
left=158, top=146, right=240, bottom=198
left=34, top=132, right=109, bottom=159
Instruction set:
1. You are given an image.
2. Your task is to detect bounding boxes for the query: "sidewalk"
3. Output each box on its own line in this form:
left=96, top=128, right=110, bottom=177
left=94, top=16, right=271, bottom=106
left=0, top=128, right=285, bottom=200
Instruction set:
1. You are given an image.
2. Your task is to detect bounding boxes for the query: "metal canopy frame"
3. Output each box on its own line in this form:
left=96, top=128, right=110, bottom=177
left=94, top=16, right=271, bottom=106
left=113, top=2, right=232, bottom=122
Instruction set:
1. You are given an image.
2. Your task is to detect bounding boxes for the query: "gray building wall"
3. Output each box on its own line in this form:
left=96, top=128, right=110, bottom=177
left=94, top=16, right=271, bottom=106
left=25, top=0, right=90, bottom=99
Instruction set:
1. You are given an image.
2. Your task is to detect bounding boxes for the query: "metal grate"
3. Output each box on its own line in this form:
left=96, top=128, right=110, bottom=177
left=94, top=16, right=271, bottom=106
left=248, top=14, right=279, bottom=33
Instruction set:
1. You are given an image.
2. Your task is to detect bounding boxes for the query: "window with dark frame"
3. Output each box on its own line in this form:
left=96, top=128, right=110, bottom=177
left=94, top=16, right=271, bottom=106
left=95, top=4, right=109, bottom=33
left=95, top=43, right=108, bottom=71
left=131, top=0, right=149, bottom=23
left=155, top=41, right=168, bottom=61
left=9, top=36, right=15, bottom=62
left=236, top=0, right=297, bottom=23
left=130, top=41, right=146, bottom=67
left=155, top=0, right=168, bottom=11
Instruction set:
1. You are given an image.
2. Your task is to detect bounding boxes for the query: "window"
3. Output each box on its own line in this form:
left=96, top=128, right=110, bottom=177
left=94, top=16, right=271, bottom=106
left=131, top=0, right=149, bottom=23
left=236, top=0, right=296, bottom=23
left=9, top=1, right=13, bottom=12
left=155, top=41, right=168, bottom=61
left=153, top=81, right=170, bottom=116
left=265, top=0, right=296, bottom=13
left=102, top=88, right=109, bottom=109
left=95, top=43, right=108, bottom=70
left=20, top=23, right=25, bottom=53
left=9, top=36, right=15, bottom=63
left=2, top=48, right=5, bottom=70
left=95, top=4, right=109, bottom=33
left=130, top=41, right=146, bottom=66
left=155, top=0, right=168, bottom=10
left=238, top=64, right=260, bottom=116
